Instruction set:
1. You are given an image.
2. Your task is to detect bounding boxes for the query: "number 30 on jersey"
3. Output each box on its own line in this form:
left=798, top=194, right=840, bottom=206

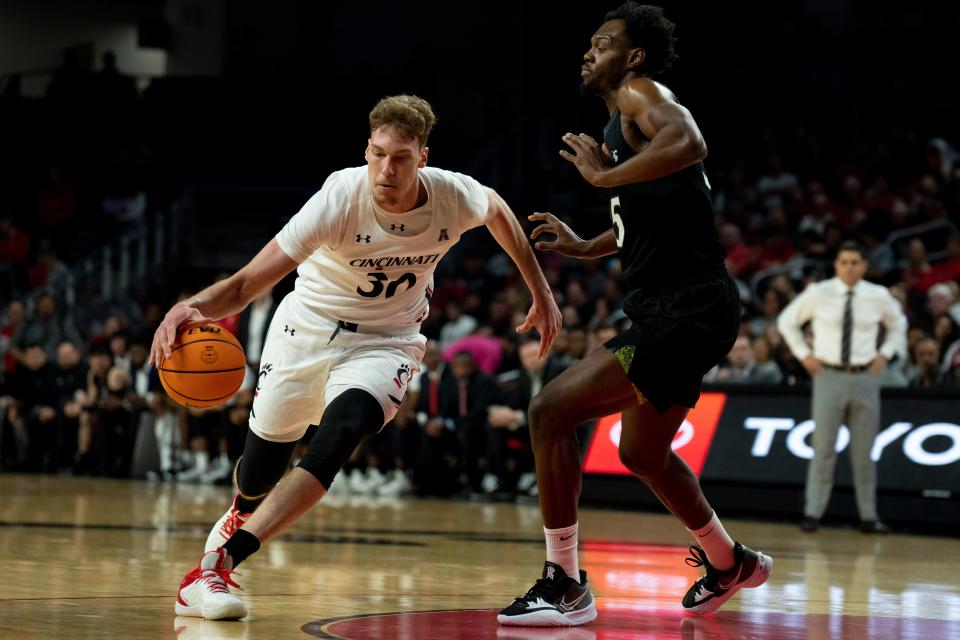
left=357, top=272, right=417, bottom=298
left=610, top=196, right=624, bottom=249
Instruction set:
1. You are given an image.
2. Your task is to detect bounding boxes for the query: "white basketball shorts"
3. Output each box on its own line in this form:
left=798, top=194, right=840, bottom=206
left=248, top=294, right=426, bottom=443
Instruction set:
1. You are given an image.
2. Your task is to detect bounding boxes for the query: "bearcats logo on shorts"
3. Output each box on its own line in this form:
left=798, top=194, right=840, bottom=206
left=251, top=363, right=274, bottom=419
left=394, top=363, right=412, bottom=388
left=388, top=362, right=418, bottom=408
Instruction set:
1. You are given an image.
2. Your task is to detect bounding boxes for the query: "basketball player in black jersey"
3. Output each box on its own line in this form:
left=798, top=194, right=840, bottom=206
left=498, top=3, right=771, bottom=626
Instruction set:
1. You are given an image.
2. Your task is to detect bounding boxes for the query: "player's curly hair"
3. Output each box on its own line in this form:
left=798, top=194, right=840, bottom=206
left=604, top=2, right=678, bottom=77
left=369, top=95, right=437, bottom=147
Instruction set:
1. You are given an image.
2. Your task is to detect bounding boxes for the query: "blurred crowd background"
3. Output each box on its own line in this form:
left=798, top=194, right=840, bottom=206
left=1, top=1, right=958, bottom=497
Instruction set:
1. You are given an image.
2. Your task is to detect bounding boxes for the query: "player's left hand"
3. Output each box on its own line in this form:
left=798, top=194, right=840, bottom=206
left=516, top=294, right=562, bottom=359
left=560, top=133, right=611, bottom=186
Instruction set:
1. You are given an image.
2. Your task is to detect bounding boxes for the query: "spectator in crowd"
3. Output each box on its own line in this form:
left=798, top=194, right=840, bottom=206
left=933, top=315, right=960, bottom=353
left=561, top=328, right=588, bottom=364
left=925, top=283, right=957, bottom=332
left=490, top=335, right=568, bottom=495
left=705, top=335, right=783, bottom=384
left=861, top=225, right=896, bottom=284
left=908, top=337, right=950, bottom=388
left=28, top=243, right=70, bottom=291
left=757, top=155, right=799, bottom=210
left=941, top=341, right=960, bottom=384
left=901, top=238, right=936, bottom=294
left=0, top=215, right=30, bottom=297
left=2, top=344, right=56, bottom=470
left=1, top=300, right=26, bottom=384
left=177, top=405, right=226, bottom=483
left=410, top=340, right=457, bottom=496
left=18, top=292, right=80, bottom=360
left=98, top=365, right=136, bottom=476
left=50, top=339, right=87, bottom=470
left=929, top=234, right=960, bottom=283
left=719, top=223, right=754, bottom=278
left=443, top=332, right=505, bottom=375
left=74, top=343, right=113, bottom=473
left=749, top=289, right=788, bottom=337
left=777, top=241, right=907, bottom=534
left=439, top=350, right=502, bottom=496
left=109, top=331, right=131, bottom=375
left=750, top=334, right=785, bottom=384
left=439, top=300, right=478, bottom=350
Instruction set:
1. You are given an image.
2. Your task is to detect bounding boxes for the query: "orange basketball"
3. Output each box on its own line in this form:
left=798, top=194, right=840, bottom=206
left=158, top=324, right=246, bottom=408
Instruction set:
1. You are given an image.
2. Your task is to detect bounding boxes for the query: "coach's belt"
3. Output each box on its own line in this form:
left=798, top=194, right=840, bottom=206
left=327, top=320, right=359, bottom=344
left=824, top=363, right=869, bottom=373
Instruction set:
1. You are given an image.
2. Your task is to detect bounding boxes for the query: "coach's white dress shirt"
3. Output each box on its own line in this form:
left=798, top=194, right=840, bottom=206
left=777, top=277, right=907, bottom=367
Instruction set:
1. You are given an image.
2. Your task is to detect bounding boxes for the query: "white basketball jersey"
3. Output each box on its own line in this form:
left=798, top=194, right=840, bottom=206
left=276, top=166, right=489, bottom=327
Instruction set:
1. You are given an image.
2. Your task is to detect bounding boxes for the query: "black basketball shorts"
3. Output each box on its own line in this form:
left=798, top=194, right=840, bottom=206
left=605, top=274, right=740, bottom=414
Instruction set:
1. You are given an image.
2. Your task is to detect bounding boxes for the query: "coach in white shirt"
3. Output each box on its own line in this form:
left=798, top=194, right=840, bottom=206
left=777, top=241, right=906, bottom=534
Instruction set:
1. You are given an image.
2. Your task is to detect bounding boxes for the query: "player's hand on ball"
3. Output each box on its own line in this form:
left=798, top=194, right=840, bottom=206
left=529, top=212, right=590, bottom=258
left=149, top=302, right=213, bottom=367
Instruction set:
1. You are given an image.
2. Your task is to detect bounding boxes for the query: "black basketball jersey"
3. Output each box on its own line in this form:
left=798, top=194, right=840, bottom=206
left=602, top=108, right=726, bottom=291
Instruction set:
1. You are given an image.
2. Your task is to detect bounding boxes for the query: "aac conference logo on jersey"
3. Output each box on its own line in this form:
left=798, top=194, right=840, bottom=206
left=582, top=393, right=727, bottom=477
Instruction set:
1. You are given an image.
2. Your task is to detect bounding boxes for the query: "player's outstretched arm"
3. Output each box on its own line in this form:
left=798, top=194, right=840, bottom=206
left=149, top=238, right=298, bottom=366
left=561, top=80, right=707, bottom=188
left=529, top=213, right=617, bottom=260
left=483, top=188, right=562, bottom=358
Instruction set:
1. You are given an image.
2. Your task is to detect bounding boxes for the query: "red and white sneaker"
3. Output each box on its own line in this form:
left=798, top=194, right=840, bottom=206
left=175, top=548, right=247, bottom=620
left=205, top=494, right=252, bottom=552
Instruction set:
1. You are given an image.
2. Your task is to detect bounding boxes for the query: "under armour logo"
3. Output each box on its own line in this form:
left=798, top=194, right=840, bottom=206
left=390, top=224, right=405, bottom=232
left=283, top=325, right=296, bottom=336
left=438, top=228, right=449, bottom=242
left=356, top=234, right=371, bottom=243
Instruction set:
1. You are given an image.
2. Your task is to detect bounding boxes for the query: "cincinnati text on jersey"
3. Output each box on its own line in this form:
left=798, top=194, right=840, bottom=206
left=348, top=253, right=442, bottom=269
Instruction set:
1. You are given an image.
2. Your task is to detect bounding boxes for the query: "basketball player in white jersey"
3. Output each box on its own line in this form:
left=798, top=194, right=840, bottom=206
left=151, top=95, right=562, bottom=620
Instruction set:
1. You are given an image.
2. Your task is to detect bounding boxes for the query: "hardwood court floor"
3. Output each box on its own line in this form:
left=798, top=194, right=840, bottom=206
left=1, top=474, right=958, bottom=639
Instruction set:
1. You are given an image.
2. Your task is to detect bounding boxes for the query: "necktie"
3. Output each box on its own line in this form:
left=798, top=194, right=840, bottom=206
left=458, top=379, right=468, bottom=417
left=841, top=289, right=853, bottom=366
left=429, top=377, right=439, bottom=416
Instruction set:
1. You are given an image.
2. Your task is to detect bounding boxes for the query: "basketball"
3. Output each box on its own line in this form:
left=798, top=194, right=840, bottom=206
left=158, top=324, right=246, bottom=408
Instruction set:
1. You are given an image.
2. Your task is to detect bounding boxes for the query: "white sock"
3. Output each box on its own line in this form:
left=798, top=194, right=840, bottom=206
left=687, top=511, right=735, bottom=571
left=544, top=523, right=580, bottom=584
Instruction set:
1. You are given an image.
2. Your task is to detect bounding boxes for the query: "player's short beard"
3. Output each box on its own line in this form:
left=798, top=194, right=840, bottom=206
left=579, top=70, right=614, bottom=97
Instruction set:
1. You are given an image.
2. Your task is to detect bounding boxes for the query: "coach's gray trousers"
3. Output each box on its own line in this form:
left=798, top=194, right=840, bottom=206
left=805, top=368, right=881, bottom=521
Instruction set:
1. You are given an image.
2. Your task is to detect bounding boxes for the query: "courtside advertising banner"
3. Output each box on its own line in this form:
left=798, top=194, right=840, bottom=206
left=582, top=390, right=960, bottom=494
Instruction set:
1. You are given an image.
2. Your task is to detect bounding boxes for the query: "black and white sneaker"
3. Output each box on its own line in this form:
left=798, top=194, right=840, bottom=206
left=682, top=542, right=773, bottom=614
left=498, top=561, right=597, bottom=626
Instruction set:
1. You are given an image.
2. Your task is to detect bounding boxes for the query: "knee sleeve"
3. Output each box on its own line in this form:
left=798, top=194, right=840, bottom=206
left=235, top=429, right=297, bottom=500
left=298, top=388, right=385, bottom=489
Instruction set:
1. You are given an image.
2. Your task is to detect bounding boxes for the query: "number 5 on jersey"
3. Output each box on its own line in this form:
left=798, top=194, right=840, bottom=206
left=610, top=196, right=624, bottom=249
